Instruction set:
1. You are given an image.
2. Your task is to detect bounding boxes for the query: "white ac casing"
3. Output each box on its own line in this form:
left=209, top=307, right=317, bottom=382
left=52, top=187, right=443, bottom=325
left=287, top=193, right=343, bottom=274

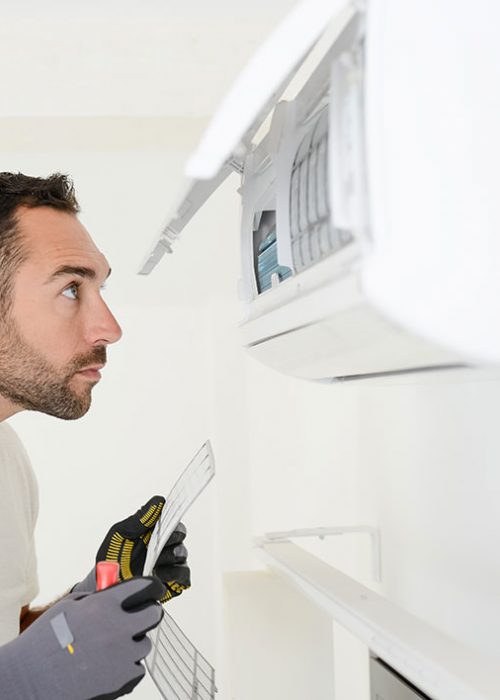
left=139, top=0, right=500, bottom=381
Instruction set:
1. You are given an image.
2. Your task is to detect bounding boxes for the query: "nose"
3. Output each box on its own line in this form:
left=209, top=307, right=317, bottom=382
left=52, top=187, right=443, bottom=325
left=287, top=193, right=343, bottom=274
left=87, top=298, right=123, bottom=347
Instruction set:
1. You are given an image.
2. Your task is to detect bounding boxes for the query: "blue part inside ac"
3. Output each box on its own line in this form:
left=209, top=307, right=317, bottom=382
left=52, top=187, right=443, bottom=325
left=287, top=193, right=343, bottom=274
left=257, top=229, right=293, bottom=293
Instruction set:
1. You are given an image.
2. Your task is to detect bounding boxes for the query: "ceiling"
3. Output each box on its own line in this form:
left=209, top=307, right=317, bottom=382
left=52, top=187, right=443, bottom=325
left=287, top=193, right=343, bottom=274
left=0, top=0, right=299, bottom=117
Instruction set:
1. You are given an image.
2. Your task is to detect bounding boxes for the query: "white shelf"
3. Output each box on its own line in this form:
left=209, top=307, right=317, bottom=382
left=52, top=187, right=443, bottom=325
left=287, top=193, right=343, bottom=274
left=258, top=540, right=498, bottom=700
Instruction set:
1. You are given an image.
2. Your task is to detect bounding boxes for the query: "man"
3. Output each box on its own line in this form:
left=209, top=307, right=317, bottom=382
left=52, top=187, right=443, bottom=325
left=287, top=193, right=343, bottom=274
left=0, top=172, right=190, bottom=698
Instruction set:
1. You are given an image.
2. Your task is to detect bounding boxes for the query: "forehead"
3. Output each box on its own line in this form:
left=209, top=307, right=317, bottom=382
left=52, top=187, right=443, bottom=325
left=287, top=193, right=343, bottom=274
left=16, top=206, right=109, bottom=277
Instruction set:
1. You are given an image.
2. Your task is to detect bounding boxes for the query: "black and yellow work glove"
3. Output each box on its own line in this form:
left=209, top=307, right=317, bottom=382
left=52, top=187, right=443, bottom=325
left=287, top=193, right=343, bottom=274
left=74, top=495, right=191, bottom=604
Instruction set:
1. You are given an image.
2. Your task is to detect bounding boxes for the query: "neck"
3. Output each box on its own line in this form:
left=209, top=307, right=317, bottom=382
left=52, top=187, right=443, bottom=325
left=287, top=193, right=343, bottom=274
left=0, top=395, right=23, bottom=423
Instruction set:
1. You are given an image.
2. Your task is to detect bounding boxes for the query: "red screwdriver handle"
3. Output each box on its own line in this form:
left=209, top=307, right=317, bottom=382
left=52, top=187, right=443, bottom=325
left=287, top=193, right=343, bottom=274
left=96, top=561, right=120, bottom=591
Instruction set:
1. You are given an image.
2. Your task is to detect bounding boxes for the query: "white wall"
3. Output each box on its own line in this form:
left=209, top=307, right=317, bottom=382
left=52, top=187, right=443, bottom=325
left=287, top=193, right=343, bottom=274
left=357, top=373, right=500, bottom=660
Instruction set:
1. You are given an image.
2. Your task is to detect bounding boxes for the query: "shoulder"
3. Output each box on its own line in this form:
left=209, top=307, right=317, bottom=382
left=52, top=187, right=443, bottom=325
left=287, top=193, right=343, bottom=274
left=0, top=421, right=31, bottom=464
left=0, top=420, right=25, bottom=445
left=0, top=421, right=39, bottom=522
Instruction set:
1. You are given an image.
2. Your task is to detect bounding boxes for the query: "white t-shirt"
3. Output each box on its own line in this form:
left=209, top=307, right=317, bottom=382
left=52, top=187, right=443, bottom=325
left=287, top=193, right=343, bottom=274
left=0, top=422, right=39, bottom=645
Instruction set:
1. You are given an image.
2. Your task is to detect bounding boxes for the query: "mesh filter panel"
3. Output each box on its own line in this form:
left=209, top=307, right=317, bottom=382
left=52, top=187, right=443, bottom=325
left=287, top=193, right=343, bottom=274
left=147, top=612, right=217, bottom=700
left=143, top=441, right=215, bottom=576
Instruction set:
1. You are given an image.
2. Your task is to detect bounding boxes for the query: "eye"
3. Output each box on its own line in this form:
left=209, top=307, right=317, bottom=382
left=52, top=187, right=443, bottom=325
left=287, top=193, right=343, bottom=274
left=62, top=282, right=80, bottom=300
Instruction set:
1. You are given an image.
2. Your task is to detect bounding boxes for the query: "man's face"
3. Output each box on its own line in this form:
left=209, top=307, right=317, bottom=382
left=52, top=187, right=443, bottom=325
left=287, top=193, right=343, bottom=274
left=0, top=206, right=122, bottom=419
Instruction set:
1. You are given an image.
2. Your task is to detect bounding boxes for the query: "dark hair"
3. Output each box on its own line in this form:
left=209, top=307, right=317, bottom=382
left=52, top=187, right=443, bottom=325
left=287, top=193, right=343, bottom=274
left=0, top=172, right=80, bottom=311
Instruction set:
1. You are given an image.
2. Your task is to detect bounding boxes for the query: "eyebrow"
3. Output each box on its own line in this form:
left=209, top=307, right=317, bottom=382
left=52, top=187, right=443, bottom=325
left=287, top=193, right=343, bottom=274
left=47, top=265, right=112, bottom=283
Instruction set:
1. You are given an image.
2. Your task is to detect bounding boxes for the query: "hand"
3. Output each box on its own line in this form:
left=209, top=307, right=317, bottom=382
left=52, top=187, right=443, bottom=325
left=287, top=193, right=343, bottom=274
left=0, top=577, right=165, bottom=700
left=75, top=495, right=190, bottom=603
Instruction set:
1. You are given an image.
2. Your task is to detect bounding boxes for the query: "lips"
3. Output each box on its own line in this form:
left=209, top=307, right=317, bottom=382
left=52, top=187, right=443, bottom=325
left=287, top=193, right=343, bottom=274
left=75, top=365, right=105, bottom=381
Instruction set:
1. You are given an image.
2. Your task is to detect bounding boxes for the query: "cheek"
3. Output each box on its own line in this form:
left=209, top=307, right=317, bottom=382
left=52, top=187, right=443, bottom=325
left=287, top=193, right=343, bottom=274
left=15, top=302, right=82, bottom=365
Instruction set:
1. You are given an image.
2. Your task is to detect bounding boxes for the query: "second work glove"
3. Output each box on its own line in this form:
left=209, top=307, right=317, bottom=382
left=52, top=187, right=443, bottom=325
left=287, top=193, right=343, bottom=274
left=75, top=495, right=191, bottom=603
left=0, top=577, right=164, bottom=700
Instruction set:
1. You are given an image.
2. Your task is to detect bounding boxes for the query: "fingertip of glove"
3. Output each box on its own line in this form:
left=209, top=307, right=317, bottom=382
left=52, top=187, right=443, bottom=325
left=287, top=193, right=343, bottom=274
left=120, top=576, right=167, bottom=610
left=135, top=496, right=166, bottom=532
left=173, top=544, right=188, bottom=559
left=117, top=671, right=146, bottom=696
left=175, top=521, right=187, bottom=535
left=145, top=494, right=165, bottom=509
left=150, top=575, right=167, bottom=602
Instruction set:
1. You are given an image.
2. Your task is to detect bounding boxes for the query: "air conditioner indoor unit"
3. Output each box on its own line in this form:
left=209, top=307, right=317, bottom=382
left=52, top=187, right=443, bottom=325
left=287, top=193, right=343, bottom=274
left=139, top=0, right=500, bottom=381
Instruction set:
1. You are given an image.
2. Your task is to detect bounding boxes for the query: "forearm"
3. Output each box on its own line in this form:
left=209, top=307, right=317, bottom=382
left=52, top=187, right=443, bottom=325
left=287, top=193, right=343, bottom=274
left=19, top=606, right=46, bottom=633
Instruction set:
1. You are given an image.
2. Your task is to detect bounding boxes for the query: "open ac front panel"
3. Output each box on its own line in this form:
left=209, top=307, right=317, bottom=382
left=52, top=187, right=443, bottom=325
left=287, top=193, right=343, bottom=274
left=240, top=12, right=363, bottom=313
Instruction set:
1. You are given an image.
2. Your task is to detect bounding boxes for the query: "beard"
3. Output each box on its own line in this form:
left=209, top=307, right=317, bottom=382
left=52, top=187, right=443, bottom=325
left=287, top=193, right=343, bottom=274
left=0, top=317, right=107, bottom=420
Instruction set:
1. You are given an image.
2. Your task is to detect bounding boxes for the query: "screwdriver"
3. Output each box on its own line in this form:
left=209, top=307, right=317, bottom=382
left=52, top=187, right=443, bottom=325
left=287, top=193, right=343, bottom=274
left=55, top=562, right=121, bottom=657
left=96, top=561, right=120, bottom=591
